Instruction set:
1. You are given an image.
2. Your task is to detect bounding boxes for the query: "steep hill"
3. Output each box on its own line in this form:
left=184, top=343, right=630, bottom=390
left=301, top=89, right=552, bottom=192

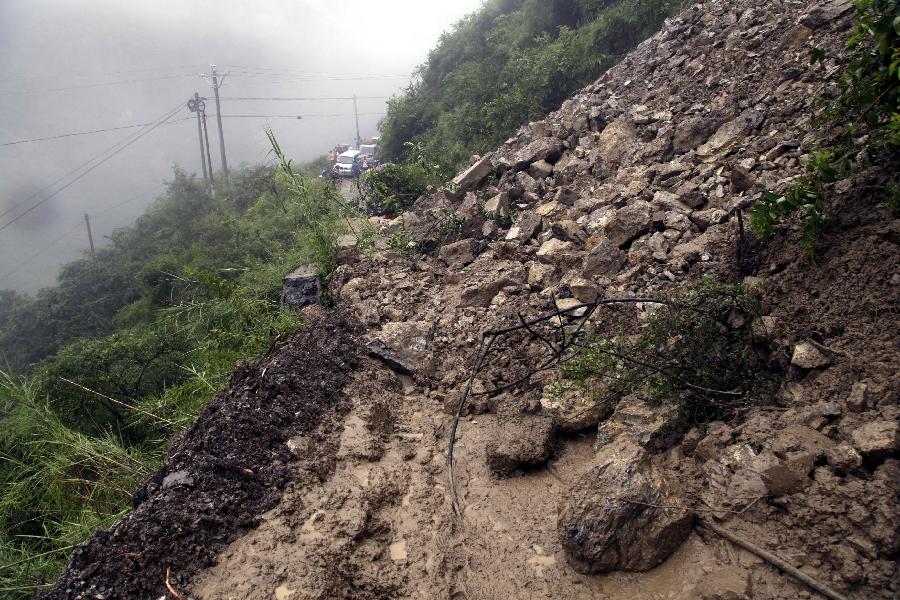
left=41, top=0, right=898, bottom=599
left=378, top=0, right=685, bottom=174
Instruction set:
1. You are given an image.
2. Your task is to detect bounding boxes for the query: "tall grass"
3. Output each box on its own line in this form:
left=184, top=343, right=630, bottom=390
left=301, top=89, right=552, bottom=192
left=0, top=136, right=355, bottom=596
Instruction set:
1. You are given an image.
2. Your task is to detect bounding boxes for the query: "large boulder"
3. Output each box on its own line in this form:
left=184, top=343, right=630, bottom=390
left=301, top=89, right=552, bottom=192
left=281, top=265, right=320, bottom=309
left=851, top=420, right=899, bottom=461
left=596, top=117, right=637, bottom=171
left=558, top=437, right=694, bottom=573
left=582, top=240, right=627, bottom=277
left=513, top=137, right=564, bottom=169
left=452, top=154, right=493, bottom=193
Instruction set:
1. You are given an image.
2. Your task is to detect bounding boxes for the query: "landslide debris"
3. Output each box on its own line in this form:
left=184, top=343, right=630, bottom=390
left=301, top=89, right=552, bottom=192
left=43, top=0, right=900, bottom=599
left=39, top=312, right=364, bottom=600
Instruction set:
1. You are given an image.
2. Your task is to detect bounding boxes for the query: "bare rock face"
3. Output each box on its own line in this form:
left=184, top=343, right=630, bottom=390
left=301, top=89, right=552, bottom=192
left=485, top=415, right=555, bottom=476
left=558, top=438, right=694, bottom=573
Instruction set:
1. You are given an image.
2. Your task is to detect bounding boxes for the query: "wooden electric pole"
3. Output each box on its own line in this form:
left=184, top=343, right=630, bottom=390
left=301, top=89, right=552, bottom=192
left=210, top=65, right=229, bottom=176
left=188, top=92, right=209, bottom=181
left=84, top=213, right=95, bottom=257
left=353, top=94, right=361, bottom=149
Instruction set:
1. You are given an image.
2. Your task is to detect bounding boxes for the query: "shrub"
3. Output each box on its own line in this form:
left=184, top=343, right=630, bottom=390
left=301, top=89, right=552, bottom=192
left=561, top=279, right=779, bottom=425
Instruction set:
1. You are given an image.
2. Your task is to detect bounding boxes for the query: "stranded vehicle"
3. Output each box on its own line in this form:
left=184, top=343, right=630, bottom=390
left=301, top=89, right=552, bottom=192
left=334, top=149, right=361, bottom=177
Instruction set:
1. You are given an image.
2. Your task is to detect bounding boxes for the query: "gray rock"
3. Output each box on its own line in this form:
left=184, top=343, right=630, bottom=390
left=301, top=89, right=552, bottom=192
left=673, top=115, right=719, bottom=154
left=800, top=0, right=853, bottom=28
left=558, top=437, right=694, bottom=573
left=697, top=110, right=764, bottom=160
left=516, top=210, right=543, bottom=242
left=826, top=443, right=862, bottom=475
left=513, top=137, right=564, bottom=168
left=596, top=117, right=637, bottom=171
left=602, top=200, right=653, bottom=247
left=536, top=238, right=574, bottom=261
left=281, top=265, right=320, bottom=309
left=367, top=321, right=433, bottom=375
left=582, top=240, right=627, bottom=277
left=529, top=159, right=554, bottom=179
left=161, top=470, right=194, bottom=490
left=540, top=383, right=615, bottom=432
left=452, top=154, right=493, bottom=193
left=845, top=382, right=868, bottom=412
left=791, top=342, right=831, bottom=369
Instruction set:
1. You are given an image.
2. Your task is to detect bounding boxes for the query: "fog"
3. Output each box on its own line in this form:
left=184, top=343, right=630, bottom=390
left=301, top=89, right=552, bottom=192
left=0, top=0, right=483, bottom=292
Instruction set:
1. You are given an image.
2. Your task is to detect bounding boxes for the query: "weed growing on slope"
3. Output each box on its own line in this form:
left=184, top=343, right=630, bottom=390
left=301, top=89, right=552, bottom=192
left=562, top=279, right=779, bottom=425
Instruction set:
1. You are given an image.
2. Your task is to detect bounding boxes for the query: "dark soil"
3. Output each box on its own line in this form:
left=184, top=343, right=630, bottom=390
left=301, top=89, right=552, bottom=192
left=38, top=311, right=364, bottom=600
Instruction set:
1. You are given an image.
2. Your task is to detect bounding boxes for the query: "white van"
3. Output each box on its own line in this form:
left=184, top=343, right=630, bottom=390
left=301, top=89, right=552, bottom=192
left=335, top=150, right=361, bottom=177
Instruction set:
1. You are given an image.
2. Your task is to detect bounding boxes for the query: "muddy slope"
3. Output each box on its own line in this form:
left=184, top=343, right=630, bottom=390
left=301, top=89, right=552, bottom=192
left=44, top=0, right=899, bottom=598
left=40, top=312, right=364, bottom=599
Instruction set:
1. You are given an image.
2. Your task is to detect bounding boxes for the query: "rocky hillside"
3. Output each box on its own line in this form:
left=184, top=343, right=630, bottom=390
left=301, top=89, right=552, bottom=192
left=42, top=0, right=898, bottom=598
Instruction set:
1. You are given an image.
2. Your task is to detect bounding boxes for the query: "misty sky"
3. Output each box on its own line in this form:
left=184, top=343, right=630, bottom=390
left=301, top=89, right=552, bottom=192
left=0, top=0, right=483, bottom=292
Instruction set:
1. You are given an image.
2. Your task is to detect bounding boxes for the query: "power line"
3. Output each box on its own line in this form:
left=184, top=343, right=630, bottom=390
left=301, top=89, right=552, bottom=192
left=0, top=73, right=197, bottom=97
left=219, top=95, right=390, bottom=101
left=210, top=113, right=385, bottom=118
left=221, top=65, right=409, bottom=77
left=0, top=65, right=206, bottom=85
left=0, top=103, right=185, bottom=222
left=0, top=185, right=164, bottom=285
left=0, top=103, right=185, bottom=233
left=0, top=221, right=84, bottom=284
left=0, top=117, right=193, bottom=147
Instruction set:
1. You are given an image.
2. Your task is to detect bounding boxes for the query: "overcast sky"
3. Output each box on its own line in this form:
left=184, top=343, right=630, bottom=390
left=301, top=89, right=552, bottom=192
left=0, top=0, right=484, bottom=292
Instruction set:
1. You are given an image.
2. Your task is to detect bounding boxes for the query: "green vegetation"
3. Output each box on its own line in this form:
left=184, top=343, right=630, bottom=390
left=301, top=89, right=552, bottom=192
left=561, top=280, right=778, bottom=425
left=751, top=0, right=899, bottom=259
left=378, top=0, right=685, bottom=176
left=0, top=134, right=353, bottom=597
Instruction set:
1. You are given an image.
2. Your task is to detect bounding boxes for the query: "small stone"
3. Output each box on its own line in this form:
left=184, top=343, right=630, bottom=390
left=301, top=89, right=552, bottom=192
left=569, top=278, right=600, bottom=303
left=826, top=443, right=862, bottom=475
left=790, top=342, right=831, bottom=370
left=845, top=382, right=867, bottom=412
left=537, top=238, right=574, bottom=261
left=438, top=238, right=480, bottom=266
left=161, top=470, right=194, bottom=490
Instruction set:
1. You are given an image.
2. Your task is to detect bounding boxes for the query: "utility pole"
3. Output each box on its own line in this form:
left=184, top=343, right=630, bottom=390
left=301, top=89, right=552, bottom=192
left=201, top=108, right=214, bottom=183
left=187, top=92, right=209, bottom=181
left=84, top=213, right=95, bottom=257
left=210, top=65, right=229, bottom=176
left=353, top=94, right=361, bottom=149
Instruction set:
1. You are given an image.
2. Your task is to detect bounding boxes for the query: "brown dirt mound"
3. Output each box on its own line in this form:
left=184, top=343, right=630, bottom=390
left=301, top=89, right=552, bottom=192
left=39, top=312, right=364, bottom=600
